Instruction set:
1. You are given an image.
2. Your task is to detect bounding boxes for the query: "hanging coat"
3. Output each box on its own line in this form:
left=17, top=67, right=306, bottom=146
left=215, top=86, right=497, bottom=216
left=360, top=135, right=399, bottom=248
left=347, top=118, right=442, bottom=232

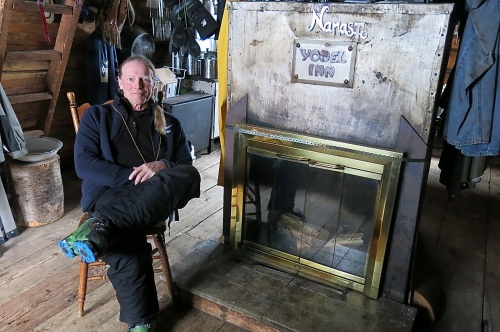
left=0, top=83, right=27, bottom=163
left=87, top=30, right=119, bottom=105
left=442, top=0, right=500, bottom=156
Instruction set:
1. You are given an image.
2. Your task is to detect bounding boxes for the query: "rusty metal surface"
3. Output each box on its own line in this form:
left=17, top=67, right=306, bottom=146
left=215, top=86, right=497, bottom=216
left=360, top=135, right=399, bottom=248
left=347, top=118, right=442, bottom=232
left=382, top=116, right=430, bottom=303
left=227, top=2, right=453, bottom=148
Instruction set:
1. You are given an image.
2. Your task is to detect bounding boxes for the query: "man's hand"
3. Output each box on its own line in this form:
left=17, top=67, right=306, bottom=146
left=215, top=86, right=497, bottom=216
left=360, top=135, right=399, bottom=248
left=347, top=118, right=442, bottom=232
left=129, top=161, right=167, bottom=185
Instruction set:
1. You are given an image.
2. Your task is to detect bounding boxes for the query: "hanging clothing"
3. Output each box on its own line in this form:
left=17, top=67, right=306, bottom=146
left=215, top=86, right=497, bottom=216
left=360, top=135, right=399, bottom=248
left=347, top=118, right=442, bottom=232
left=87, top=30, right=119, bottom=105
left=438, top=0, right=499, bottom=195
left=95, top=0, right=135, bottom=49
left=0, top=83, right=27, bottom=163
left=442, top=0, right=500, bottom=156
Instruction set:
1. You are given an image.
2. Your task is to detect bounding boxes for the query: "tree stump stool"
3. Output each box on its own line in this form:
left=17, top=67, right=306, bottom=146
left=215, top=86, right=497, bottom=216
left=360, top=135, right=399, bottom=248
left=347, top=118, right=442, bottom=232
left=7, top=155, right=64, bottom=227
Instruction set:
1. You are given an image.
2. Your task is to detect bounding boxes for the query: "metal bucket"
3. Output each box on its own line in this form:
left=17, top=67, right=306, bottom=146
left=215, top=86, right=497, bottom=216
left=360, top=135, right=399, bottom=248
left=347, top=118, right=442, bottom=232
left=202, top=54, right=217, bottom=79
left=185, top=54, right=201, bottom=76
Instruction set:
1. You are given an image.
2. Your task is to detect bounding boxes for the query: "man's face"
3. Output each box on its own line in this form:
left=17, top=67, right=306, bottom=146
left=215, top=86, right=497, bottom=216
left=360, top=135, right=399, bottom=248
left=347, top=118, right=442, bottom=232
left=118, top=60, right=154, bottom=110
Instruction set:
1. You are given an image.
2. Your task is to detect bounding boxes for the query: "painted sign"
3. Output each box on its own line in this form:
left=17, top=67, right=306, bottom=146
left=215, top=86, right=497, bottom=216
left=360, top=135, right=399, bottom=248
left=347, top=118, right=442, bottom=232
left=307, top=6, right=368, bottom=40
left=292, top=40, right=357, bottom=87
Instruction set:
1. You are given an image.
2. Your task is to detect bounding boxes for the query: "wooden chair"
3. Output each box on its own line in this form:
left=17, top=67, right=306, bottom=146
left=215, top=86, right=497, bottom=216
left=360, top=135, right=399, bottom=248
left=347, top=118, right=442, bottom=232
left=67, top=92, right=176, bottom=317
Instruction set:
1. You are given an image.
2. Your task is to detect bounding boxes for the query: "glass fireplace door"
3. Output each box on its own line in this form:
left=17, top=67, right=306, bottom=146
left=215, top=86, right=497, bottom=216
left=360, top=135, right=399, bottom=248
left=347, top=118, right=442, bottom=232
left=231, top=124, right=402, bottom=298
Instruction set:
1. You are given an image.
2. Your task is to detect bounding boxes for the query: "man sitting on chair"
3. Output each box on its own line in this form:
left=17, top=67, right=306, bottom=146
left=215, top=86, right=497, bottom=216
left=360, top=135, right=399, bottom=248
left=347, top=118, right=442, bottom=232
left=58, top=55, right=200, bottom=332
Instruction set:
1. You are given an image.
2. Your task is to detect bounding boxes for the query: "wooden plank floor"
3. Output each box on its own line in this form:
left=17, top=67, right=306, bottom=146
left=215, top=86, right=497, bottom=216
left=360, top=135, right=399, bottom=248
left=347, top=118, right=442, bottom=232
left=413, top=143, right=500, bottom=332
left=0, top=143, right=245, bottom=332
left=1, top=140, right=499, bottom=331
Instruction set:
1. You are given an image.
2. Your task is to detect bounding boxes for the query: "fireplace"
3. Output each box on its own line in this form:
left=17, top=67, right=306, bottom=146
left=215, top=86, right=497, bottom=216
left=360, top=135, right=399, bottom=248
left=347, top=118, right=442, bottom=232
left=230, top=124, right=403, bottom=298
left=223, top=2, right=454, bottom=302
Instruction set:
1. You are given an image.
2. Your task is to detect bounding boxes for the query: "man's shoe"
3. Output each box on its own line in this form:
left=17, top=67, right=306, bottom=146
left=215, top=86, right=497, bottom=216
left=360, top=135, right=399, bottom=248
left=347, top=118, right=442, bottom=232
left=128, top=322, right=154, bottom=332
left=58, top=216, right=113, bottom=263
left=58, top=217, right=95, bottom=258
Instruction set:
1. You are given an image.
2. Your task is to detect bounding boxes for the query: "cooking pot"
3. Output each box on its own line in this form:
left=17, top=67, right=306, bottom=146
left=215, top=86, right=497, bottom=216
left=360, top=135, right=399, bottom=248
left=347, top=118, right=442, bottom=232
left=202, top=54, right=217, bottom=79
left=184, top=53, right=201, bottom=76
left=120, top=25, right=155, bottom=60
left=172, top=52, right=182, bottom=72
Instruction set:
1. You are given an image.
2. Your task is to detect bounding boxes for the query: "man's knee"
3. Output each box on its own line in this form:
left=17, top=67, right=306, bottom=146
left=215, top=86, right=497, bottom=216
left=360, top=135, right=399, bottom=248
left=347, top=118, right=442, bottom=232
left=183, top=164, right=201, bottom=184
left=157, top=164, right=200, bottom=185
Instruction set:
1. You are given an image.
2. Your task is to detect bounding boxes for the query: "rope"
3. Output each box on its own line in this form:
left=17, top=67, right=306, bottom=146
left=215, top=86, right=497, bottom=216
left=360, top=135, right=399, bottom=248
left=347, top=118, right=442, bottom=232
left=37, top=0, right=51, bottom=43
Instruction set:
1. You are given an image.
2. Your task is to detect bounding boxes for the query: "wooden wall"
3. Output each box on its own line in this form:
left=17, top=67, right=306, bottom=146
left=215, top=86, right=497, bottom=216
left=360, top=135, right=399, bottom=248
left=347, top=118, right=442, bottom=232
left=1, top=11, right=58, bottom=134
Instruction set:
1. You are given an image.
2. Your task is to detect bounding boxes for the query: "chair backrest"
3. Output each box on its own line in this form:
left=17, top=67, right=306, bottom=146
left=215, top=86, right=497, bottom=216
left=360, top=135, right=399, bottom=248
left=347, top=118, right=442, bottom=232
left=67, top=92, right=112, bottom=133
left=67, top=92, right=90, bottom=134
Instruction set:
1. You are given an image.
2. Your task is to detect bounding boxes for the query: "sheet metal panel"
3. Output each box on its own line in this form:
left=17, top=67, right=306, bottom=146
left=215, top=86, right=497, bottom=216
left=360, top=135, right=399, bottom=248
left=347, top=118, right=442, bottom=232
left=227, top=2, right=453, bottom=148
left=226, top=2, right=454, bottom=303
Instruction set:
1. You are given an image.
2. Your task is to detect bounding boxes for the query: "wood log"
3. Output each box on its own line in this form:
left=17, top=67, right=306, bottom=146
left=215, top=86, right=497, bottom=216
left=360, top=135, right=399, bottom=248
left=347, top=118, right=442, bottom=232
left=323, top=233, right=364, bottom=247
left=6, top=154, right=64, bottom=227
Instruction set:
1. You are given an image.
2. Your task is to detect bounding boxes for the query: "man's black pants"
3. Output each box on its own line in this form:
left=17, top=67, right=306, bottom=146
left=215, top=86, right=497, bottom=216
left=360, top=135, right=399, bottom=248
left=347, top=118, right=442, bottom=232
left=91, top=164, right=201, bottom=326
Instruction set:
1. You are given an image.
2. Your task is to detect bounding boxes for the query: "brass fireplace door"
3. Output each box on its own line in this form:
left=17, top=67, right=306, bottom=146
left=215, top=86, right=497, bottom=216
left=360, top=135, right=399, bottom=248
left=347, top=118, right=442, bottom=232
left=230, top=124, right=403, bottom=298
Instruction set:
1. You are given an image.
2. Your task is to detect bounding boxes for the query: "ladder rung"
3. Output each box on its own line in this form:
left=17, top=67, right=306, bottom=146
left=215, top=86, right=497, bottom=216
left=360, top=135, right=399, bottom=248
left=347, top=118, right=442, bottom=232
left=13, top=0, right=74, bottom=15
left=5, top=50, right=62, bottom=61
left=23, top=130, right=44, bottom=137
left=9, top=92, right=52, bottom=104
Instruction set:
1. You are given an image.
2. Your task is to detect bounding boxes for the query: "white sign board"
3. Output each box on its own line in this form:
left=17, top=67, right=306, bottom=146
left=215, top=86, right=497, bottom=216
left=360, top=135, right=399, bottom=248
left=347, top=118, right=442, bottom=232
left=292, top=39, right=357, bottom=88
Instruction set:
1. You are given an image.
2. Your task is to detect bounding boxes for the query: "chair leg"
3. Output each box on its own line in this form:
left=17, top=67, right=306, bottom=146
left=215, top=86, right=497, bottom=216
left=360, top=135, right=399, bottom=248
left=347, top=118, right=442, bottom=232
left=77, top=260, right=89, bottom=317
left=152, top=233, right=176, bottom=301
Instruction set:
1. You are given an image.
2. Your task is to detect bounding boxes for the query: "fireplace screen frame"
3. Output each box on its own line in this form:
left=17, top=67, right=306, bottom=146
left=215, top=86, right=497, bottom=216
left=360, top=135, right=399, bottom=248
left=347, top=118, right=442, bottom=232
left=229, top=124, right=403, bottom=298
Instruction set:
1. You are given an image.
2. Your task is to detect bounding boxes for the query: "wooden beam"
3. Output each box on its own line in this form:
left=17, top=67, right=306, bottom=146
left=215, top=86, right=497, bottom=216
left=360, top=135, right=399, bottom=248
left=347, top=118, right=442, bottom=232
left=6, top=22, right=59, bottom=32
left=8, top=92, right=52, bottom=104
left=5, top=50, right=61, bottom=61
left=44, top=0, right=83, bottom=134
left=178, top=288, right=281, bottom=332
left=13, top=0, right=73, bottom=15
left=2, top=60, right=50, bottom=71
left=0, top=0, right=15, bottom=78
left=3, top=84, right=46, bottom=95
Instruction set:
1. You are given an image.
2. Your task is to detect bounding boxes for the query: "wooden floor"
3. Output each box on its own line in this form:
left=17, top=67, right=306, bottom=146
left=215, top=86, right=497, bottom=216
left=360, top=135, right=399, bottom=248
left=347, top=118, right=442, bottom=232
left=0, top=144, right=241, bottom=332
left=413, top=143, right=500, bottom=332
left=1, top=141, right=499, bottom=332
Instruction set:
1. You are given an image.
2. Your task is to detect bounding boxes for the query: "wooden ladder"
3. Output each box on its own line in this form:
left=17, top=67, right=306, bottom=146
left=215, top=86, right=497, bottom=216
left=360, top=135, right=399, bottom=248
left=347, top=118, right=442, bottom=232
left=0, top=0, right=82, bottom=135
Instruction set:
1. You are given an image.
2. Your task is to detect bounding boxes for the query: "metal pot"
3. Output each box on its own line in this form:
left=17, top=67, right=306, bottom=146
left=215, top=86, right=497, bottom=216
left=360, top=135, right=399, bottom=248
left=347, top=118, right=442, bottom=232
left=202, top=54, right=217, bottom=79
left=120, top=25, right=155, bottom=60
left=172, top=52, right=182, bottom=72
left=184, top=53, right=201, bottom=76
